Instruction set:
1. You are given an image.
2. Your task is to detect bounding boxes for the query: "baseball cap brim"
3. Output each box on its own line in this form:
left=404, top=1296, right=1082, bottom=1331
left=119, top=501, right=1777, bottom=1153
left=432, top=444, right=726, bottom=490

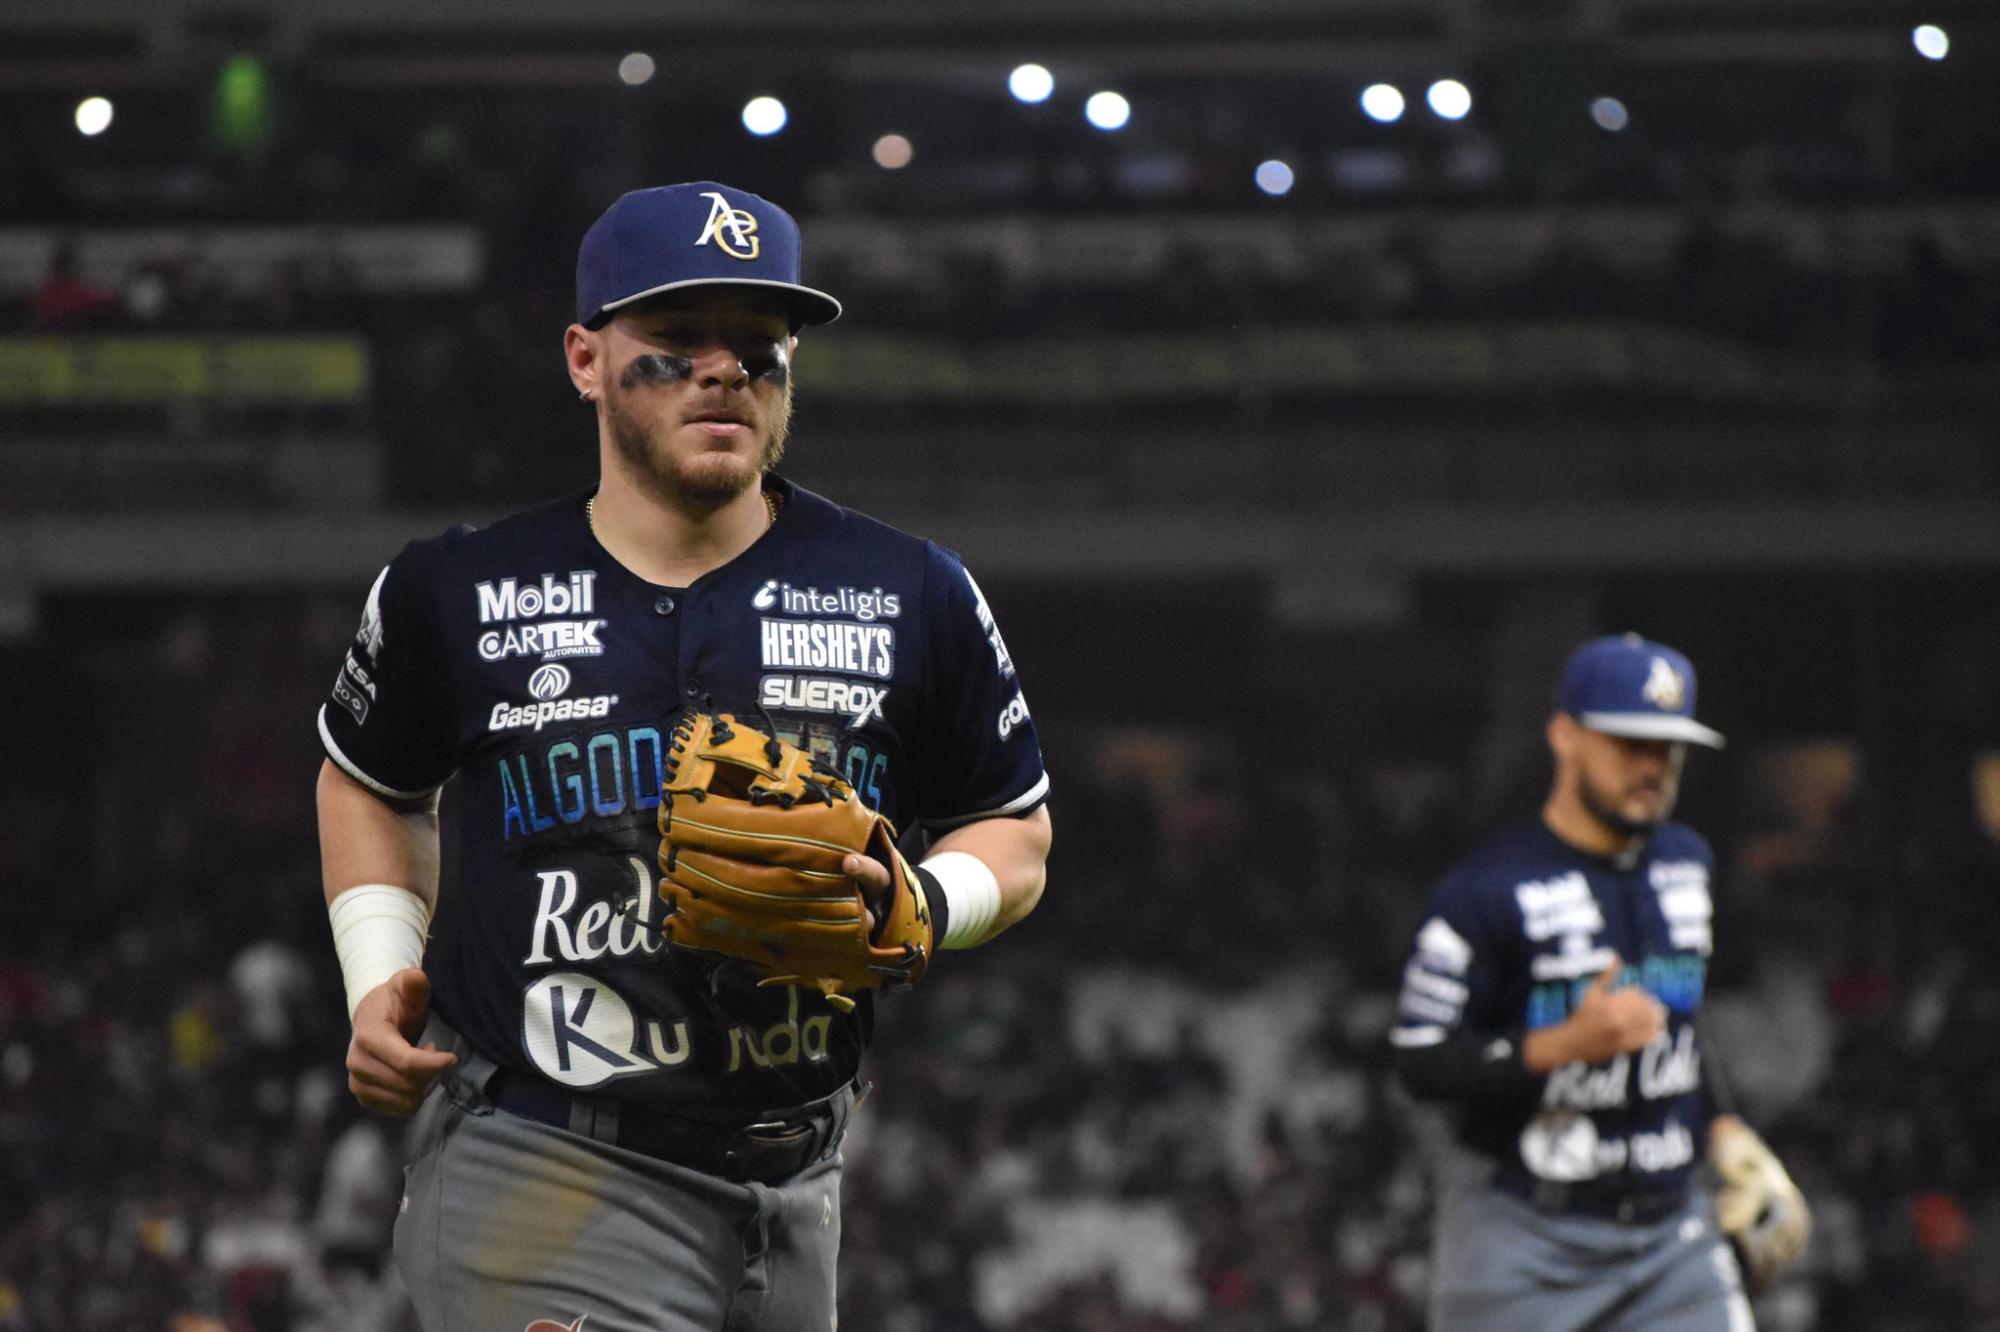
left=593, top=276, right=842, bottom=329
left=1576, top=711, right=1726, bottom=749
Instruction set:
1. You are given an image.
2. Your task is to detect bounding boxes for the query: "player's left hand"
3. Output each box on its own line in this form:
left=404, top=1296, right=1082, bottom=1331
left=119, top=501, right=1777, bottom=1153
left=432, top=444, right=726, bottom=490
left=656, top=710, right=933, bottom=1010
left=843, top=851, right=891, bottom=936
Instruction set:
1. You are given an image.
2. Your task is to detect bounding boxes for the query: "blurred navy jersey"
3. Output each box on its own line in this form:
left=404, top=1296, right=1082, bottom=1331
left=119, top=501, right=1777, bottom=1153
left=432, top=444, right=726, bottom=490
left=318, top=474, right=1049, bottom=1115
left=1392, top=821, right=1716, bottom=1204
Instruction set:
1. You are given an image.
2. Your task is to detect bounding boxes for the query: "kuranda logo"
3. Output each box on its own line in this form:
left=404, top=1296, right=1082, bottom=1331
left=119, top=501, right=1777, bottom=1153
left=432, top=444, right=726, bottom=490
left=528, top=664, right=572, bottom=700
left=695, top=192, right=760, bottom=260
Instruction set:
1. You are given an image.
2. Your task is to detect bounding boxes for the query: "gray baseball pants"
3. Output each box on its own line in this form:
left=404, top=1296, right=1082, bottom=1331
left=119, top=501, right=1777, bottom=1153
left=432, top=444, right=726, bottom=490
left=1429, top=1183, right=1755, bottom=1332
left=393, top=1042, right=844, bottom=1332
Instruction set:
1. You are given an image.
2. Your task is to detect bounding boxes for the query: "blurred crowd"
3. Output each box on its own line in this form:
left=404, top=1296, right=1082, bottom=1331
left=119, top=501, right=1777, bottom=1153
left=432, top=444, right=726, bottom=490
left=4, top=595, right=2000, bottom=1330
left=11, top=197, right=1998, bottom=520
left=9, top=70, right=1999, bottom=523
left=14, top=205, right=2000, bottom=365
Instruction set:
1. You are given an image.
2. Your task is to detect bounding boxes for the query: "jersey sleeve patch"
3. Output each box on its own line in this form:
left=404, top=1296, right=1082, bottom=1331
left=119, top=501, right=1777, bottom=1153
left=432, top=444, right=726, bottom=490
left=912, top=547, right=1049, bottom=827
left=1397, top=918, right=1479, bottom=1032
left=1392, top=867, right=1511, bottom=1041
left=318, top=546, right=459, bottom=796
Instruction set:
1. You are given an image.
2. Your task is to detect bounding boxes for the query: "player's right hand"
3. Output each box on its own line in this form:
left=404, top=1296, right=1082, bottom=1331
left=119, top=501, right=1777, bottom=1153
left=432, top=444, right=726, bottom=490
left=346, top=966, right=457, bottom=1117
left=1561, top=954, right=1668, bottom=1065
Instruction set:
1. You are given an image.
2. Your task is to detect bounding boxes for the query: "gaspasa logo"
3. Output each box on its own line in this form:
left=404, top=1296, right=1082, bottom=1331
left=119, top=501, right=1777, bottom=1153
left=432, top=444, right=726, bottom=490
left=489, top=692, right=618, bottom=733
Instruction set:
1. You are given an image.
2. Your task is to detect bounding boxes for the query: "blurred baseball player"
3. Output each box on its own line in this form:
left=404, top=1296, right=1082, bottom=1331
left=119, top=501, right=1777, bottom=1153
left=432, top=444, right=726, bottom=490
left=315, top=181, right=1052, bottom=1331
left=1391, top=634, right=1808, bottom=1330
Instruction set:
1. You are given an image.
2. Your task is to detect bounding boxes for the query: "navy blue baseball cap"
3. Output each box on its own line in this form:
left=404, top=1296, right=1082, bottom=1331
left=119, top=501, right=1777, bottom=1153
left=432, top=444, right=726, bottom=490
left=1557, top=634, right=1725, bottom=749
left=575, top=182, right=841, bottom=331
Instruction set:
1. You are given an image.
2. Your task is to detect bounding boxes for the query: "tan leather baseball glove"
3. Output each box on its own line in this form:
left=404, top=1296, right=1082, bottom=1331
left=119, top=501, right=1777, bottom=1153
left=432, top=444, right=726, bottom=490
left=1712, top=1119, right=1811, bottom=1295
left=656, top=710, right=930, bottom=1011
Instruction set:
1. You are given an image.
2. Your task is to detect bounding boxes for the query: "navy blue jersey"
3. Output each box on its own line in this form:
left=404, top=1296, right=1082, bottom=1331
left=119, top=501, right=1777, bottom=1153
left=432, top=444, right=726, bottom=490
left=1392, top=820, right=1716, bottom=1203
left=319, top=475, right=1049, bottom=1116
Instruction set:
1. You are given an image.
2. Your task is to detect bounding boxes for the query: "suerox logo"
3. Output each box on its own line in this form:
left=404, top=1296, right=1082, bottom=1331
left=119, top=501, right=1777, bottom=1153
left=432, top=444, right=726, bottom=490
left=761, top=674, right=889, bottom=725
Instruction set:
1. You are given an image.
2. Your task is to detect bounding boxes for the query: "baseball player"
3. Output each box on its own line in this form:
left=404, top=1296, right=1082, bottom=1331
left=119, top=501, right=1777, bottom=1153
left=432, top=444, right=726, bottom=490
left=1391, top=634, right=1808, bottom=1331
left=315, top=181, right=1052, bottom=1331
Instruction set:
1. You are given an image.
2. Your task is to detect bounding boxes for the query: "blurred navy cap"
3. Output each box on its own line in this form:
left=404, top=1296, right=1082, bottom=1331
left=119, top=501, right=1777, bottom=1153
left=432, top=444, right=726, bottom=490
left=575, top=181, right=841, bottom=331
left=1557, top=633, right=1725, bottom=749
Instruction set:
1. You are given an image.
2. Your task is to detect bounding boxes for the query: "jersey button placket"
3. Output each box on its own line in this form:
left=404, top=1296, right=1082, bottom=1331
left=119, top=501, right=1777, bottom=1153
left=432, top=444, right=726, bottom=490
left=654, top=595, right=676, bottom=615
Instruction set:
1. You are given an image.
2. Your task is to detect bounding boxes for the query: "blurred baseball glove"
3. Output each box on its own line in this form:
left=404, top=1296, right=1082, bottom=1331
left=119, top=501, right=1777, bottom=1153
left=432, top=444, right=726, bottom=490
left=657, top=710, right=930, bottom=1011
left=1712, top=1120, right=1811, bottom=1295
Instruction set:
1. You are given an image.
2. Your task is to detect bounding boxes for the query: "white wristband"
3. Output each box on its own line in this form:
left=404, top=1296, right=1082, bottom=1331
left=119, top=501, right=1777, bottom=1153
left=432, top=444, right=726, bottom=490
left=328, top=883, right=431, bottom=1019
left=923, top=851, right=1002, bottom=949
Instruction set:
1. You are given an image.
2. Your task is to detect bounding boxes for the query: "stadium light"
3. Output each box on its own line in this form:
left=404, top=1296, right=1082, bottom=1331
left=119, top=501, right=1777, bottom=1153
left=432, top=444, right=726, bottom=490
left=1589, top=97, right=1630, bottom=132
left=619, top=53, right=656, bottom=86
left=212, top=56, right=272, bottom=153
left=1009, top=63, right=1055, bottom=104
left=1085, top=91, right=1131, bottom=131
left=873, top=134, right=914, bottom=170
left=74, top=96, right=113, bottom=136
left=1360, top=84, right=1406, bottom=124
left=1254, top=160, right=1295, bottom=196
left=742, top=96, right=788, bottom=136
left=1427, top=79, right=1472, bottom=121
left=1912, top=25, right=1950, bottom=60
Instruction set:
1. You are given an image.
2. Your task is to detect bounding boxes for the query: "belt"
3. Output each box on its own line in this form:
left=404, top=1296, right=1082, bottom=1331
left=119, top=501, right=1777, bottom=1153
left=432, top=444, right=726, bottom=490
left=1497, top=1173, right=1690, bottom=1226
left=487, top=1069, right=854, bottom=1185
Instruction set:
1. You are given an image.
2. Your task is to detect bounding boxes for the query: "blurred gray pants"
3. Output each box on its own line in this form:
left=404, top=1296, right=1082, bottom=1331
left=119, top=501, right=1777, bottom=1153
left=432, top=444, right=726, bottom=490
left=393, top=1041, right=843, bottom=1332
left=1429, top=1181, right=1754, bottom=1332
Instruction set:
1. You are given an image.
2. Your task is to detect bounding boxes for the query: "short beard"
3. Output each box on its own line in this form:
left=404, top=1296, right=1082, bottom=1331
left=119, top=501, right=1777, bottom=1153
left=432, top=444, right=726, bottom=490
left=604, top=386, right=793, bottom=509
left=1577, top=771, right=1669, bottom=838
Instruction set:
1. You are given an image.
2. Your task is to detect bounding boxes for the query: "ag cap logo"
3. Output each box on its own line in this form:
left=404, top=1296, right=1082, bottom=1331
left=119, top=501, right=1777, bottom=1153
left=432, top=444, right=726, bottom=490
left=1641, top=656, right=1686, bottom=711
left=528, top=663, right=572, bottom=701
left=523, top=1318, right=586, bottom=1332
left=696, top=191, right=760, bottom=260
